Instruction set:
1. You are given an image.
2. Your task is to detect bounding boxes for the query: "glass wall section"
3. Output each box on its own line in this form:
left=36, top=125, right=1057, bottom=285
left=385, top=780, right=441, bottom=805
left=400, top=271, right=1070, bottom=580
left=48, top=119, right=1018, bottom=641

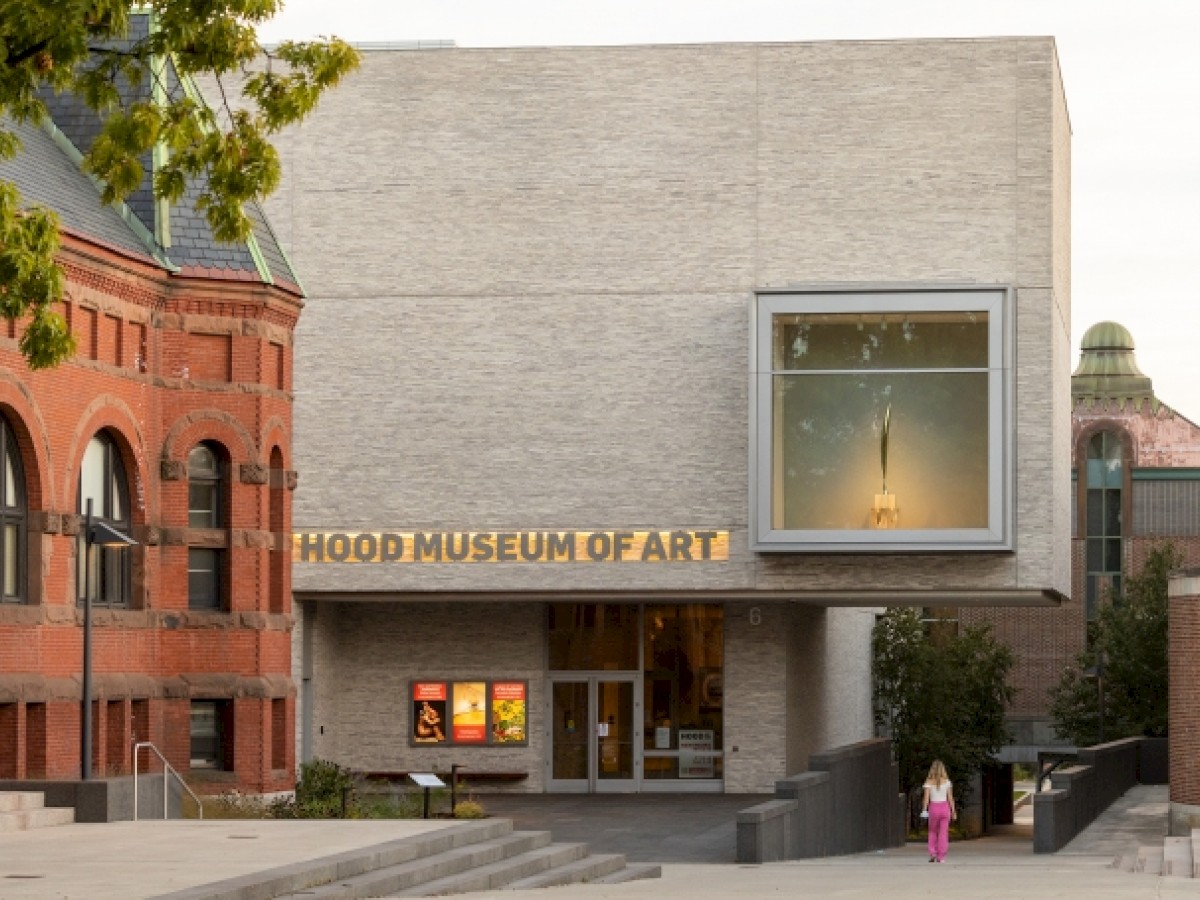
left=753, top=290, right=1010, bottom=551
left=547, top=603, right=724, bottom=788
left=548, top=603, right=639, bottom=671
left=1085, top=430, right=1124, bottom=620
left=643, top=605, right=723, bottom=781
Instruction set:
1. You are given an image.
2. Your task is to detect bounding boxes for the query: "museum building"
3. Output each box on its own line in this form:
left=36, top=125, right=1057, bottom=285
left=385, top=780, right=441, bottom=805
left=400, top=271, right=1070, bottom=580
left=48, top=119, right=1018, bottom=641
left=275, top=37, right=1073, bottom=792
left=0, top=26, right=300, bottom=795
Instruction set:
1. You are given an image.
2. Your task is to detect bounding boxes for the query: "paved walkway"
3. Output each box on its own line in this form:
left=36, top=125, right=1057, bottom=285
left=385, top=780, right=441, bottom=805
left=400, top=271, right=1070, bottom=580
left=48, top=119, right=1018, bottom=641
left=479, top=792, right=771, bottom=863
left=0, top=785, right=1184, bottom=899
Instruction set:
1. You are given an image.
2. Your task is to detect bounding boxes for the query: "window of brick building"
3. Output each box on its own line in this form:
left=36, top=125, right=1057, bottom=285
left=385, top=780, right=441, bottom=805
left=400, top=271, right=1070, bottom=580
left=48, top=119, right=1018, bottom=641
left=190, top=700, right=232, bottom=770
left=0, top=416, right=26, bottom=603
left=188, top=443, right=226, bottom=610
left=1085, top=430, right=1124, bottom=620
left=77, top=432, right=131, bottom=607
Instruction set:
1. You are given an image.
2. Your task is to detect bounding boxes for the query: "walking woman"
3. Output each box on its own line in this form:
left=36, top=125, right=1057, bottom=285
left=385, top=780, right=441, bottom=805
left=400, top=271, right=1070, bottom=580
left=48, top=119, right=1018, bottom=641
left=921, top=760, right=957, bottom=863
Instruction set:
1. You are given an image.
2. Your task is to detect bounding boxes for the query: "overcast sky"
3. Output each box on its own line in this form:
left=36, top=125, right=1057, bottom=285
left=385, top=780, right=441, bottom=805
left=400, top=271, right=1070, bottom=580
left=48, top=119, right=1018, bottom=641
left=259, top=0, right=1200, bottom=419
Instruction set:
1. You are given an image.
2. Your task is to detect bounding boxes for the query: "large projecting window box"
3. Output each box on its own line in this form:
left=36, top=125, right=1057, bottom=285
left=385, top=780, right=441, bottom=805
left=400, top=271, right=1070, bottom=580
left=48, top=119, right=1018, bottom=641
left=751, top=287, right=1013, bottom=553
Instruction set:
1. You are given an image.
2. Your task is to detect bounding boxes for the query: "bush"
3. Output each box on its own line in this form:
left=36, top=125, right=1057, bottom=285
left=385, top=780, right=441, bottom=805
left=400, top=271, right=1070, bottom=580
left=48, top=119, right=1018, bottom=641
left=270, top=758, right=356, bottom=819
left=197, top=790, right=270, bottom=819
left=453, top=799, right=485, bottom=819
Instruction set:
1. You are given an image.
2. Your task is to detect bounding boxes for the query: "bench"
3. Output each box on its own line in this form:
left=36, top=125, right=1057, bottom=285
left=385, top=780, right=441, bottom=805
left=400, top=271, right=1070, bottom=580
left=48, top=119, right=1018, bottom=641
left=359, top=770, right=529, bottom=785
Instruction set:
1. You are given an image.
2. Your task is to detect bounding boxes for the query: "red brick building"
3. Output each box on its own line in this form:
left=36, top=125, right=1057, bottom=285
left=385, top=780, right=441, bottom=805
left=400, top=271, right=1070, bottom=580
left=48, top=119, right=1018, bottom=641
left=965, top=320, right=1200, bottom=758
left=0, top=53, right=300, bottom=795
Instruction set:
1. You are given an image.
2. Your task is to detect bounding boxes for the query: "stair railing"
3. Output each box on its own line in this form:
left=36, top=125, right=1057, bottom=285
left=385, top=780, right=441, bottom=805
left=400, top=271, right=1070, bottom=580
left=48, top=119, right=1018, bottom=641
left=132, top=741, right=203, bottom=821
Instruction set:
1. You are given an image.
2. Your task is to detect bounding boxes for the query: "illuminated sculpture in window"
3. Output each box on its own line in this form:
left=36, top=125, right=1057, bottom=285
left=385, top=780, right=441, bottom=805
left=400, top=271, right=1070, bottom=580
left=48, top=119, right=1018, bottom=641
left=872, top=404, right=899, bottom=528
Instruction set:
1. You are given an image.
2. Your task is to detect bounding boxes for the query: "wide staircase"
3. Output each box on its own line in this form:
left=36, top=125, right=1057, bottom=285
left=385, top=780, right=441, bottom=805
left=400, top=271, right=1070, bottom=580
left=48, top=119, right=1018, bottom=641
left=0, top=791, right=75, bottom=832
left=1112, top=831, right=1200, bottom=879
left=168, top=818, right=659, bottom=900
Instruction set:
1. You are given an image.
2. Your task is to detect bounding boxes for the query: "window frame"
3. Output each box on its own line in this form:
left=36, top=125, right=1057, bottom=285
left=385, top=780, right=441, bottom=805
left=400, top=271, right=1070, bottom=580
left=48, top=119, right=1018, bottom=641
left=751, top=286, right=1014, bottom=552
left=76, top=432, right=132, bottom=607
left=187, top=442, right=227, bottom=611
left=187, top=443, right=222, bottom=529
left=1083, top=429, right=1125, bottom=619
left=189, top=698, right=232, bottom=771
left=0, top=416, right=26, bottom=603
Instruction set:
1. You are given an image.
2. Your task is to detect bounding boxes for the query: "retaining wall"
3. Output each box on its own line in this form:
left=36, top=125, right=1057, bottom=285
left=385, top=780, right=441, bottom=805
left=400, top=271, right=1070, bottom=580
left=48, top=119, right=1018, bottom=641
left=1033, top=736, right=1150, bottom=853
left=736, top=738, right=904, bottom=862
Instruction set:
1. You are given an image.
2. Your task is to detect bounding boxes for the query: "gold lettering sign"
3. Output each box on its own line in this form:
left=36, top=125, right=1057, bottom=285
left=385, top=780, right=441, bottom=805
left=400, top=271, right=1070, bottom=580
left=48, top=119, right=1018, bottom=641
left=293, top=530, right=729, bottom=563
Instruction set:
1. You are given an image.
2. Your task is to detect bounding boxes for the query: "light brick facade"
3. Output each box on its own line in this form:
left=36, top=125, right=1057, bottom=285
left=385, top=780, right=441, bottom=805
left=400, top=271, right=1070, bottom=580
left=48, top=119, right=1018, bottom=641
left=273, top=38, right=1070, bottom=792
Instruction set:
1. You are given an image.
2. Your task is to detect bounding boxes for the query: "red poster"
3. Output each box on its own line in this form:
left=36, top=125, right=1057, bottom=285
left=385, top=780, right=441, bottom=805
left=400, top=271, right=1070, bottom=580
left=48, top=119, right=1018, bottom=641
left=413, top=682, right=446, bottom=701
left=492, top=682, right=526, bottom=701
left=413, top=681, right=448, bottom=744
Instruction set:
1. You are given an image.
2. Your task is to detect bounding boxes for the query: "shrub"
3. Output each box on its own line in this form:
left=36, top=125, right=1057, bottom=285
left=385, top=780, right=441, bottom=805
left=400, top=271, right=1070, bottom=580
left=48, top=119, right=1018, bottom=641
left=453, top=800, right=485, bottom=819
left=270, top=758, right=356, bottom=819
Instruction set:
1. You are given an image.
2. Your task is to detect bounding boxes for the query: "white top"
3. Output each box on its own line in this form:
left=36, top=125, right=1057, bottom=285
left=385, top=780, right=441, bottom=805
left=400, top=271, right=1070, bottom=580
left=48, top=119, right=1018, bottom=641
left=925, top=780, right=952, bottom=802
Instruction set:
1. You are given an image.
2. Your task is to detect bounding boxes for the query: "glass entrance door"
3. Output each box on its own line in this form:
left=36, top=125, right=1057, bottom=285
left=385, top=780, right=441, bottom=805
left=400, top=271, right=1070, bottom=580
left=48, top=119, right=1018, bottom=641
left=547, top=676, right=637, bottom=792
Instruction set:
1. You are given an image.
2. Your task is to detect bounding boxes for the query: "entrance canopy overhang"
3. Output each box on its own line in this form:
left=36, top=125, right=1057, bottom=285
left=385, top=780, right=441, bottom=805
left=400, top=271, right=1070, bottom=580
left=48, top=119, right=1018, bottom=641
left=294, top=588, right=1066, bottom=608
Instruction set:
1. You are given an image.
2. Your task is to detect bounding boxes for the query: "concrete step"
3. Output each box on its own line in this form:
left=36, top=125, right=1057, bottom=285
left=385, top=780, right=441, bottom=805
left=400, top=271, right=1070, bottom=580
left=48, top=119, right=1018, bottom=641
left=499, top=852, right=627, bottom=890
left=1135, top=846, right=1163, bottom=876
left=1110, top=853, right=1137, bottom=872
left=278, top=831, right=555, bottom=899
left=589, top=862, right=663, bottom=885
left=391, top=840, right=587, bottom=896
left=0, top=805, right=75, bottom=832
left=0, top=791, right=47, bottom=813
left=1163, top=836, right=1193, bottom=877
left=173, top=820, right=512, bottom=900
left=1193, top=830, right=1200, bottom=878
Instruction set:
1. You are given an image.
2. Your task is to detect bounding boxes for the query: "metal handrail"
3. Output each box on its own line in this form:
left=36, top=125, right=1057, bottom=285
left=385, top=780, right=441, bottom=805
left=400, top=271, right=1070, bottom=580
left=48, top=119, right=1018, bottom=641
left=132, top=741, right=203, bottom=821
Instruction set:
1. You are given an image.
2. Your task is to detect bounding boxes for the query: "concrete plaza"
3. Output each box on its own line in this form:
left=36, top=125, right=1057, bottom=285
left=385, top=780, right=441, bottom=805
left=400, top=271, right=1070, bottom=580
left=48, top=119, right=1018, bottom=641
left=0, top=785, right=1186, bottom=899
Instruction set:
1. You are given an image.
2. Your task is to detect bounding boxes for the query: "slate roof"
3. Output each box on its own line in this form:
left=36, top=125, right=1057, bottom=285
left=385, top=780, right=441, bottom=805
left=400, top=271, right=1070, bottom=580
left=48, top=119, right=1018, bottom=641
left=2, top=12, right=302, bottom=293
left=0, top=117, right=157, bottom=262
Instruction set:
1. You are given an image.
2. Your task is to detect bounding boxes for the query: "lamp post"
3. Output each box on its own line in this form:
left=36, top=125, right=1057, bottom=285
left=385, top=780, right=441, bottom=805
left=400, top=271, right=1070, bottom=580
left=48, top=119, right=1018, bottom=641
left=1084, top=647, right=1106, bottom=746
left=81, top=498, right=137, bottom=781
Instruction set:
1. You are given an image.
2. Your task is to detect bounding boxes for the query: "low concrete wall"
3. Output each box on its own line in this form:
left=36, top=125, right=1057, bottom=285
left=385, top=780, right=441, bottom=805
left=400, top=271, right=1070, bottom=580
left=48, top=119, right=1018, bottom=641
left=1137, top=737, right=1168, bottom=785
left=736, top=738, right=903, bottom=862
left=0, top=776, right=184, bottom=823
left=1033, top=737, right=1146, bottom=853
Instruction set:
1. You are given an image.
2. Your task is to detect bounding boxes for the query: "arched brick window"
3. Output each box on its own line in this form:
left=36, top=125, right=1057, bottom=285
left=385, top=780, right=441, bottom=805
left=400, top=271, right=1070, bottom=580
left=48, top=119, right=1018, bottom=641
left=0, top=415, right=26, bottom=603
left=77, top=431, right=131, bottom=607
left=188, top=442, right=226, bottom=610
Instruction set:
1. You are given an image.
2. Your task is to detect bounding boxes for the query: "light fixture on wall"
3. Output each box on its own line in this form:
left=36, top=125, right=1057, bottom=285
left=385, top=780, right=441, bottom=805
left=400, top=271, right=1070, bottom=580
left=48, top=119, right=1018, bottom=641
left=871, top=404, right=899, bottom=528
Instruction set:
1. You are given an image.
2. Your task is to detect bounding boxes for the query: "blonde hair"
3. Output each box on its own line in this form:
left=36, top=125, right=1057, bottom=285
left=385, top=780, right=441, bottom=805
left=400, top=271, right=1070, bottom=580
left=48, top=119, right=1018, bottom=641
left=926, top=760, right=948, bottom=786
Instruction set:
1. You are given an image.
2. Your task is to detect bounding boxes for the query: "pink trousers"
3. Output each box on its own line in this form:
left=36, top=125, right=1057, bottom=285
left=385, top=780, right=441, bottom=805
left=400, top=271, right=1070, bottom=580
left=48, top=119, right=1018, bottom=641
left=927, top=800, right=951, bottom=861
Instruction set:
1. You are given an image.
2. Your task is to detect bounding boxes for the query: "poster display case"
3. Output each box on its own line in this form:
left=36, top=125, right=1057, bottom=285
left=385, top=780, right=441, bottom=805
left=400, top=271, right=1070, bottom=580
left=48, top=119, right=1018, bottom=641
left=409, top=679, right=528, bottom=747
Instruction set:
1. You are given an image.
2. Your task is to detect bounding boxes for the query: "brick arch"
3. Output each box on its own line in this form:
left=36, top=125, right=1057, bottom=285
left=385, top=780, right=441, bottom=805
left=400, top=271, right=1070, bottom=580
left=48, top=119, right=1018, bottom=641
left=68, top=398, right=151, bottom=525
left=1074, top=420, right=1137, bottom=471
left=260, top=415, right=291, bottom=470
left=0, top=370, right=54, bottom=509
left=161, top=411, right=258, bottom=466
left=1074, top=423, right=1135, bottom=531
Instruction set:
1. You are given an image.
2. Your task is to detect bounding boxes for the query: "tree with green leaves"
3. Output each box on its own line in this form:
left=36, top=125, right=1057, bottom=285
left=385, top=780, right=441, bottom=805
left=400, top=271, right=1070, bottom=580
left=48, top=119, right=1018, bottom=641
left=0, top=1, right=360, bottom=367
left=1050, top=542, right=1177, bottom=747
left=873, top=607, right=1015, bottom=826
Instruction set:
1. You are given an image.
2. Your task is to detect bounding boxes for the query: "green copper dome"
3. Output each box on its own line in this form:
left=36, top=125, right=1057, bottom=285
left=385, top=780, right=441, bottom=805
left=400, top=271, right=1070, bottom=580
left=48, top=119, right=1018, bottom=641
left=1072, top=320, right=1154, bottom=403
left=1080, top=321, right=1136, bottom=353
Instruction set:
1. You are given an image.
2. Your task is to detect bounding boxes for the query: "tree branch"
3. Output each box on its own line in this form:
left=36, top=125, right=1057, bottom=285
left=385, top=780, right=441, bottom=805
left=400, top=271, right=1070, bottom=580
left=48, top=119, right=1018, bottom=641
left=3, top=38, right=50, bottom=67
